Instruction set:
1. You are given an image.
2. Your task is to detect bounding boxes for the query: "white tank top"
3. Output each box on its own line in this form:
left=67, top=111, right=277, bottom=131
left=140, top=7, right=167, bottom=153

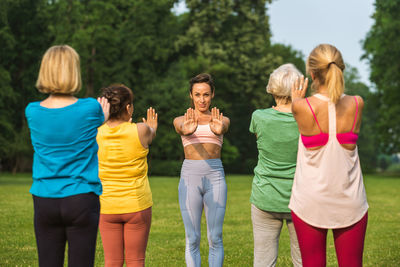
left=289, top=94, right=368, bottom=228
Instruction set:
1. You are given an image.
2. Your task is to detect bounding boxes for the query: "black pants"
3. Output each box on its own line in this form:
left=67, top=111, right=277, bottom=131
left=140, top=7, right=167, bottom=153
left=33, top=193, right=100, bottom=267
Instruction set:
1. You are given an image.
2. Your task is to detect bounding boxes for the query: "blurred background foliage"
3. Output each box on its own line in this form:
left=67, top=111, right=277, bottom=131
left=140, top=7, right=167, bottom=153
left=0, top=0, right=397, bottom=175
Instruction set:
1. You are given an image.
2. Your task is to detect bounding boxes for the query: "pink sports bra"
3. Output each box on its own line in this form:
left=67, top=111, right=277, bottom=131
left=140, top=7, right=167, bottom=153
left=181, top=124, right=223, bottom=147
left=301, top=96, right=359, bottom=148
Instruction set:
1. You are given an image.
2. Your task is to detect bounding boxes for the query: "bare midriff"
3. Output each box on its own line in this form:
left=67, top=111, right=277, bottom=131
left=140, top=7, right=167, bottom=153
left=184, top=143, right=221, bottom=160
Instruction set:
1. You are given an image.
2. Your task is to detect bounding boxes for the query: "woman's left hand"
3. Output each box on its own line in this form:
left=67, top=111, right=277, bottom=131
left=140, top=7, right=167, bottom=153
left=97, top=97, right=110, bottom=121
left=209, top=107, right=224, bottom=135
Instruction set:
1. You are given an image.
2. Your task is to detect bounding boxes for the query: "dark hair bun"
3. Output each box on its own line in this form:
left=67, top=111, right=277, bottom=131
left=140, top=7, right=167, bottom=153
left=100, top=84, right=134, bottom=120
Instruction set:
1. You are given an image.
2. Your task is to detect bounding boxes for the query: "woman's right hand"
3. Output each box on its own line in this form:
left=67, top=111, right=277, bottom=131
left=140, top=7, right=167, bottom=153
left=291, top=75, right=308, bottom=102
left=182, top=108, right=198, bottom=135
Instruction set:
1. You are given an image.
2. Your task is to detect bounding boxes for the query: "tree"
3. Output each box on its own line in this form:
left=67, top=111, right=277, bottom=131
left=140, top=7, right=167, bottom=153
left=0, top=1, right=16, bottom=164
left=0, top=0, right=183, bottom=172
left=176, top=0, right=304, bottom=172
left=1, top=0, right=306, bottom=175
left=363, top=0, right=400, bottom=153
left=0, top=0, right=51, bottom=172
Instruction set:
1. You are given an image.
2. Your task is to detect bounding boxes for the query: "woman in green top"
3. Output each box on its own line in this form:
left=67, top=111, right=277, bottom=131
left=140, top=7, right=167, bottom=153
left=249, top=63, right=303, bottom=267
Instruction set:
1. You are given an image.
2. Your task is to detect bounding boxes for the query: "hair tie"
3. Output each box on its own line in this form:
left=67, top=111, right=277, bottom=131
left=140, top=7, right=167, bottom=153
left=328, top=62, right=336, bottom=68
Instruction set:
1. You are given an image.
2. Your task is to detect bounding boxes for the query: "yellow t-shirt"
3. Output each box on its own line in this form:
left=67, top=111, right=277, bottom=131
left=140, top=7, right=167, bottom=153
left=97, top=122, right=153, bottom=214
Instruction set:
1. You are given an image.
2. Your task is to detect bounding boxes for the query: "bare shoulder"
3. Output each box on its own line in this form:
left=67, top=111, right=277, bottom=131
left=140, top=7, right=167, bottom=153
left=223, top=115, right=230, bottom=125
left=291, top=98, right=308, bottom=115
left=222, top=115, right=230, bottom=133
left=355, top=95, right=364, bottom=109
left=137, top=122, right=150, bottom=135
left=344, top=94, right=364, bottom=110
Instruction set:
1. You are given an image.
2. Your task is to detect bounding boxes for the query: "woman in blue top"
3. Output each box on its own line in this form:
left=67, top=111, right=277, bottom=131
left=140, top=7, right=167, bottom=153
left=25, top=45, right=109, bottom=267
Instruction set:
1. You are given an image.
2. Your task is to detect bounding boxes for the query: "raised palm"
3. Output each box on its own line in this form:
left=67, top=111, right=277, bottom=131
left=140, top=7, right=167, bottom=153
left=142, top=107, right=158, bottom=131
left=183, top=108, right=198, bottom=135
left=291, top=75, right=309, bottom=101
left=209, top=107, right=224, bottom=135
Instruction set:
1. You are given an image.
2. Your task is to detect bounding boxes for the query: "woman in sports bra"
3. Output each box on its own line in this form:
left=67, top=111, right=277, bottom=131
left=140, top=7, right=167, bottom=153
left=173, top=73, right=230, bottom=267
left=289, top=44, right=368, bottom=267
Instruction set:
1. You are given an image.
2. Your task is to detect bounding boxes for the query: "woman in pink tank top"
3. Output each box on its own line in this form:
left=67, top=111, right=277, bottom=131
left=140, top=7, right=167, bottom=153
left=173, top=73, right=230, bottom=267
left=288, top=44, right=368, bottom=267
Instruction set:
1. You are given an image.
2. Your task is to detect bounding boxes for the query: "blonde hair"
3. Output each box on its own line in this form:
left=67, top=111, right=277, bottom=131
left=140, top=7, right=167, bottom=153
left=306, top=44, right=345, bottom=103
left=267, top=63, right=302, bottom=98
left=36, top=45, right=82, bottom=94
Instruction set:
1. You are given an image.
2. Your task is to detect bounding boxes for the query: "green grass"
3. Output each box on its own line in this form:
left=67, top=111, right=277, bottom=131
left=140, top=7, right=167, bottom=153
left=0, top=174, right=399, bottom=266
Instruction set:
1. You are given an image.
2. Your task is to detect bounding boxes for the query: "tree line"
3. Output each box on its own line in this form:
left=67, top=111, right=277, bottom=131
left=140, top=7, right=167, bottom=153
left=0, top=0, right=389, bottom=175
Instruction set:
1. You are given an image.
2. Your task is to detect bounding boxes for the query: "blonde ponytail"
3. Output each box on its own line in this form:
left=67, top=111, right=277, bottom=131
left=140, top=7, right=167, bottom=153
left=306, top=44, right=345, bottom=103
left=326, top=63, right=344, bottom=103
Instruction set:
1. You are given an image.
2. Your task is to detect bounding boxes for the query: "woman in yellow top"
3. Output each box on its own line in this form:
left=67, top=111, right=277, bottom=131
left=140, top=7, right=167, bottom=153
left=96, top=84, right=157, bottom=267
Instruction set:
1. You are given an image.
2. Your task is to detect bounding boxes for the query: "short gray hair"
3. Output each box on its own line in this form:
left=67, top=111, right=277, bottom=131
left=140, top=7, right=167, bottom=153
left=266, top=63, right=302, bottom=97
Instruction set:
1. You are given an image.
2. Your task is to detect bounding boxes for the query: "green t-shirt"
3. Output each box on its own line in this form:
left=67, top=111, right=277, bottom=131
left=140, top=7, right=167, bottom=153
left=249, top=108, right=299, bottom=213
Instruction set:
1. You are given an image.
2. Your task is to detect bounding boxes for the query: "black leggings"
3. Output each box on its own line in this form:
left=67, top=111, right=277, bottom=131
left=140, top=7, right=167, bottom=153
left=33, top=193, right=100, bottom=267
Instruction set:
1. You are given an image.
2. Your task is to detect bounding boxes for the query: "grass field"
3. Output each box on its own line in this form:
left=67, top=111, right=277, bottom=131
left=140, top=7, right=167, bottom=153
left=0, top=174, right=399, bottom=266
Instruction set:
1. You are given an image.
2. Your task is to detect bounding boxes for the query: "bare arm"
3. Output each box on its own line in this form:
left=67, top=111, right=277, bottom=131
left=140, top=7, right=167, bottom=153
left=137, top=107, right=158, bottom=148
left=291, top=76, right=309, bottom=118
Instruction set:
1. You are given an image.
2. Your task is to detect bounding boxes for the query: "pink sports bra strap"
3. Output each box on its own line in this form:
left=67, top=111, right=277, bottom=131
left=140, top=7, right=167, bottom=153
left=350, top=96, right=359, bottom=132
left=306, top=98, right=323, bottom=133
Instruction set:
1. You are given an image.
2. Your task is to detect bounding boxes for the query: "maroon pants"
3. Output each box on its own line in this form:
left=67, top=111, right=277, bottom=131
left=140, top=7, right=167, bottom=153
left=291, top=211, right=368, bottom=267
left=99, top=207, right=152, bottom=267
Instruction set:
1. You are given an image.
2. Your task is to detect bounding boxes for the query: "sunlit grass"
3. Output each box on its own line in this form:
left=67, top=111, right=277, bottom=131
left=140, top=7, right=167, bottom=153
left=0, top=174, right=399, bottom=266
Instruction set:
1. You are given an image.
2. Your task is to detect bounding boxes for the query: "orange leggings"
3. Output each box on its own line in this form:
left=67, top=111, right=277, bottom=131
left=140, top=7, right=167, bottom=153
left=99, top=207, right=152, bottom=267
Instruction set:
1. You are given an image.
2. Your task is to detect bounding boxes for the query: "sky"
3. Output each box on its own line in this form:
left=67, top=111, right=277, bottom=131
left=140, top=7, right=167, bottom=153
left=268, top=0, right=375, bottom=85
left=173, top=0, right=375, bottom=85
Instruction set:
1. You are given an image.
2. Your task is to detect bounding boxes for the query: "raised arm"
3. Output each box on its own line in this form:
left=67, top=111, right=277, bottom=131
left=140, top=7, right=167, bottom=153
left=173, top=108, right=198, bottom=136
left=137, top=107, right=158, bottom=148
left=209, top=107, right=230, bottom=135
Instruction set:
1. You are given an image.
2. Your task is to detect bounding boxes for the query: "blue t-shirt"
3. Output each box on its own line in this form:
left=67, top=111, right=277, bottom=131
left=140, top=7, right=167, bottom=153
left=25, top=98, right=104, bottom=198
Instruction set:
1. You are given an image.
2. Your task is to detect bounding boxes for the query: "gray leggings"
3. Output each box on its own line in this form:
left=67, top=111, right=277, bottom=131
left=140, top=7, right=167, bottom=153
left=179, top=159, right=227, bottom=267
left=251, top=204, right=302, bottom=267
